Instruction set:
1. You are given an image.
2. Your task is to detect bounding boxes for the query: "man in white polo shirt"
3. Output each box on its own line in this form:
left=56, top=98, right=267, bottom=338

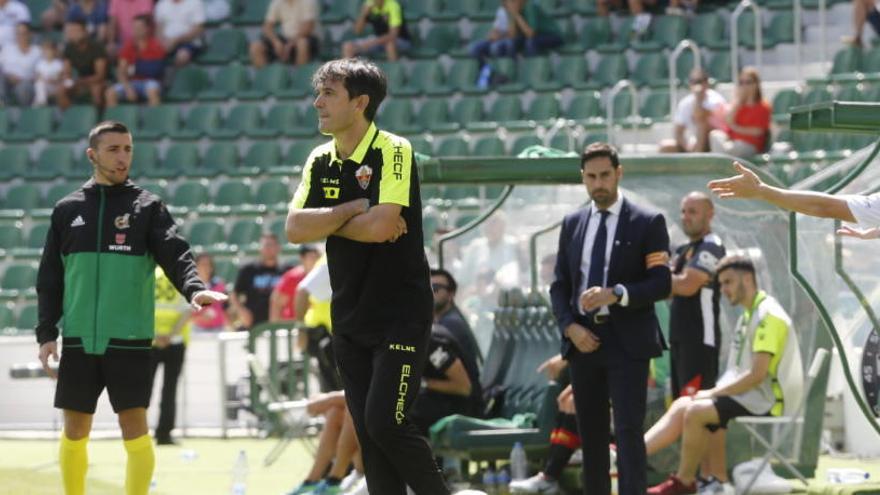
left=0, top=0, right=30, bottom=47
left=154, top=0, right=205, bottom=67
left=709, top=161, right=880, bottom=239
left=0, top=22, right=40, bottom=105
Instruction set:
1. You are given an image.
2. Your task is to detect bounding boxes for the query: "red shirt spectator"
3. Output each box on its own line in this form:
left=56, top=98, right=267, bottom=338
left=275, top=265, right=306, bottom=320
left=728, top=100, right=771, bottom=152
left=119, top=30, right=165, bottom=80
left=109, top=0, right=153, bottom=46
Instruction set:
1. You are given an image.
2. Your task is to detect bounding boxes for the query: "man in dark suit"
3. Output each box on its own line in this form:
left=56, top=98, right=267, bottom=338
left=550, top=142, right=671, bottom=495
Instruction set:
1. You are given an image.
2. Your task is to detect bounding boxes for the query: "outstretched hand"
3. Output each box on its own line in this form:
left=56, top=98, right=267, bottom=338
left=190, top=290, right=228, bottom=311
left=707, top=161, right=764, bottom=200
left=837, top=225, right=880, bottom=240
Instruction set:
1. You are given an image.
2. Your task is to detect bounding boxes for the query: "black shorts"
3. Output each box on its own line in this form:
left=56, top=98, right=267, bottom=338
left=670, top=340, right=719, bottom=398
left=260, top=34, right=320, bottom=62
left=55, top=338, right=154, bottom=414
left=706, top=396, right=769, bottom=432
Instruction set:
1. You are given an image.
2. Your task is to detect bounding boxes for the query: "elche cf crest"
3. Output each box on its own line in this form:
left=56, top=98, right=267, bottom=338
left=356, top=164, right=373, bottom=190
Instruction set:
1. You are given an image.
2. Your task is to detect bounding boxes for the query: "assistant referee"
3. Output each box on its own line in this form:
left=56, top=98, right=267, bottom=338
left=286, top=59, right=452, bottom=495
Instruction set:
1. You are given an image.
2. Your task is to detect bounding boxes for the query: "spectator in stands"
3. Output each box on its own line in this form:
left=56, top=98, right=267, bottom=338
left=108, top=0, right=154, bottom=57
left=229, top=233, right=286, bottom=331
left=270, top=244, right=321, bottom=323
left=154, top=0, right=205, bottom=67
left=846, top=0, right=880, bottom=47
left=468, top=0, right=562, bottom=63
left=409, top=324, right=483, bottom=436
left=105, top=14, right=165, bottom=107
left=66, top=0, right=109, bottom=44
left=190, top=253, right=228, bottom=332
left=57, top=18, right=108, bottom=109
left=342, top=0, right=410, bottom=62
left=665, top=0, right=698, bottom=17
left=660, top=68, right=727, bottom=153
left=40, top=0, right=68, bottom=31
left=709, top=67, right=771, bottom=159
left=0, top=23, right=40, bottom=106
left=286, top=390, right=366, bottom=495
left=597, top=0, right=655, bottom=36
left=203, top=0, right=229, bottom=23
left=34, top=38, right=64, bottom=106
left=249, top=0, right=320, bottom=68
left=431, top=268, right=483, bottom=371
left=646, top=255, right=802, bottom=495
left=459, top=212, right=521, bottom=290
left=0, top=0, right=30, bottom=47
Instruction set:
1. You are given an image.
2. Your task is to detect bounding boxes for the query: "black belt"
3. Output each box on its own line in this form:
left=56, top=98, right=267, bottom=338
left=592, top=313, right=610, bottom=325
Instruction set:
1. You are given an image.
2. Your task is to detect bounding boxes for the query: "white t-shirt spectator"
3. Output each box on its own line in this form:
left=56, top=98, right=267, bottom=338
left=154, top=0, right=206, bottom=43
left=36, top=57, right=63, bottom=82
left=846, top=194, right=880, bottom=227
left=265, top=0, right=320, bottom=39
left=674, top=89, right=727, bottom=138
left=492, top=6, right=509, bottom=32
left=0, top=0, right=31, bottom=48
left=0, top=43, right=40, bottom=80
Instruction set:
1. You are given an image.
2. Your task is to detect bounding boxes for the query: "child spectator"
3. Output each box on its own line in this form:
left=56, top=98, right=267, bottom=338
left=34, top=39, right=64, bottom=106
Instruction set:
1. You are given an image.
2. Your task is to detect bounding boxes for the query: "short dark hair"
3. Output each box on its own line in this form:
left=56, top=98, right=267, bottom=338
left=261, top=232, right=279, bottom=243
left=65, top=17, right=87, bottom=29
left=580, top=142, right=620, bottom=169
left=312, top=58, right=388, bottom=122
left=88, top=121, right=130, bottom=149
left=716, top=254, right=756, bottom=279
left=16, top=22, right=31, bottom=32
left=133, top=13, right=155, bottom=30
left=430, top=268, right=458, bottom=293
left=299, top=244, right=319, bottom=256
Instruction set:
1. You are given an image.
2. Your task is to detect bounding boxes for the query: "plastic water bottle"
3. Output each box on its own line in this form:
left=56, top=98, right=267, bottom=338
left=230, top=450, right=248, bottom=494
left=482, top=467, right=498, bottom=494
left=477, top=64, right=492, bottom=90
left=495, top=468, right=511, bottom=495
left=510, top=442, right=528, bottom=481
left=827, top=468, right=869, bottom=484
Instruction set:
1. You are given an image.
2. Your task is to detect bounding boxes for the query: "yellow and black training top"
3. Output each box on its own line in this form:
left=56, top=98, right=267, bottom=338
left=290, top=122, right=432, bottom=333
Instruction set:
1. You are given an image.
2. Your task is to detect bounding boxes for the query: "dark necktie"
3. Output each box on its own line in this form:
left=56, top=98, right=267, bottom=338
left=587, top=210, right=610, bottom=289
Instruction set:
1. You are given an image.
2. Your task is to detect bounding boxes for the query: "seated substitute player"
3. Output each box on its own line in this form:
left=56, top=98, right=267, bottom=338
left=36, top=121, right=227, bottom=495
left=645, top=255, right=803, bottom=495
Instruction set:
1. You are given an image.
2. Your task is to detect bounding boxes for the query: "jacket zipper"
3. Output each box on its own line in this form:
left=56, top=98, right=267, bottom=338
left=94, top=187, right=105, bottom=351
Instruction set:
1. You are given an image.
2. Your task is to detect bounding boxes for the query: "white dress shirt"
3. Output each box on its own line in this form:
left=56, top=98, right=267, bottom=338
left=579, top=195, right=629, bottom=315
left=845, top=193, right=880, bottom=228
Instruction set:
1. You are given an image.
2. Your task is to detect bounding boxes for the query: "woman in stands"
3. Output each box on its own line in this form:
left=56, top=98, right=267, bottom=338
left=709, top=67, right=772, bottom=159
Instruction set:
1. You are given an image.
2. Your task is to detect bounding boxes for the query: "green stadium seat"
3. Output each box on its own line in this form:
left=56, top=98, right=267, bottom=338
left=707, top=51, right=733, bottom=83
left=199, top=29, right=248, bottom=64
left=103, top=105, right=139, bottom=131
left=467, top=95, right=521, bottom=131
left=580, top=132, right=609, bottom=149
left=163, top=142, right=201, bottom=176
left=401, top=60, right=447, bottom=97
left=238, top=63, right=289, bottom=100
left=803, top=87, right=832, bottom=105
left=830, top=46, right=862, bottom=76
left=561, top=16, right=610, bottom=54
left=767, top=11, right=795, bottom=45
left=53, top=106, right=97, bottom=141
left=0, top=109, right=9, bottom=141
left=211, top=180, right=256, bottom=215
left=211, top=258, right=237, bottom=285
left=143, top=142, right=185, bottom=179
left=228, top=219, right=263, bottom=250
left=564, top=92, right=602, bottom=123
left=861, top=47, right=880, bottom=74
left=378, top=61, right=407, bottom=94
left=255, top=180, right=292, bottom=211
left=639, top=90, right=671, bottom=121
left=632, top=52, right=668, bottom=87
left=690, top=12, right=726, bottom=48
left=0, top=301, right=13, bottom=329
left=322, top=0, right=359, bottom=23
left=268, top=217, right=287, bottom=243
left=548, top=131, right=577, bottom=152
left=610, top=91, right=636, bottom=119
left=523, top=94, right=560, bottom=122
left=836, top=84, right=866, bottom=101
left=429, top=0, right=464, bottom=21
left=198, top=63, right=249, bottom=101
left=201, top=142, right=239, bottom=176
left=11, top=222, right=49, bottom=258
left=417, top=99, right=458, bottom=133
left=28, top=0, right=52, bottom=27
left=242, top=142, right=282, bottom=173
left=132, top=142, right=160, bottom=177
left=556, top=55, right=593, bottom=90
left=634, top=14, right=687, bottom=51
left=172, top=103, right=221, bottom=139
left=186, top=219, right=224, bottom=249
left=16, top=303, right=38, bottom=330
left=512, top=135, right=542, bottom=155
left=406, top=135, right=433, bottom=156
left=597, top=16, right=634, bottom=52
left=0, top=263, right=37, bottom=297
left=44, top=183, right=78, bottom=208
left=233, top=0, right=270, bottom=24
left=451, top=96, right=484, bottom=128
left=277, top=61, right=321, bottom=99
left=7, top=107, right=53, bottom=142
left=772, top=89, right=802, bottom=122
left=734, top=11, right=774, bottom=50
left=462, top=0, right=497, bottom=21
left=166, top=66, right=210, bottom=102
left=436, top=136, right=469, bottom=157
left=379, top=99, right=420, bottom=134
left=0, top=223, right=23, bottom=252
left=403, top=0, right=434, bottom=21
left=65, top=153, right=91, bottom=181
left=138, top=181, right=168, bottom=199
left=285, top=138, right=323, bottom=166
left=446, top=58, right=482, bottom=94
left=0, top=145, right=31, bottom=180
left=139, top=104, right=180, bottom=140
left=288, top=105, right=319, bottom=138
left=670, top=51, right=700, bottom=87
left=501, top=56, right=560, bottom=93
left=209, top=103, right=263, bottom=139
left=29, top=144, right=74, bottom=180
left=411, top=23, right=458, bottom=58
left=472, top=136, right=505, bottom=156
left=172, top=180, right=211, bottom=209
left=593, top=53, right=629, bottom=89
left=248, top=103, right=298, bottom=138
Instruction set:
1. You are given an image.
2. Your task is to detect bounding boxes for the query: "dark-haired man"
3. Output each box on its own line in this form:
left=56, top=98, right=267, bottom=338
left=645, top=255, right=802, bottom=495
left=286, top=58, right=459, bottom=495
left=58, top=17, right=107, bottom=109
left=550, top=142, right=671, bottom=495
left=36, top=121, right=227, bottom=495
left=431, top=268, right=482, bottom=371
left=230, top=233, right=286, bottom=331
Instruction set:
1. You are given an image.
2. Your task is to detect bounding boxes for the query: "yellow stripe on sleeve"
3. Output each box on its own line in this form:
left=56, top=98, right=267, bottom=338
left=645, top=251, right=669, bottom=268
left=378, top=132, right=412, bottom=207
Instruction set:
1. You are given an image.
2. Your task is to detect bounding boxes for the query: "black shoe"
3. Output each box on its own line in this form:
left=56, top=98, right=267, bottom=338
left=156, top=436, right=178, bottom=446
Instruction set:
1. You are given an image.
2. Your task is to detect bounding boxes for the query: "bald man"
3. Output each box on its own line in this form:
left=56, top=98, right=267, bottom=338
left=668, top=191, right=729, bottom=489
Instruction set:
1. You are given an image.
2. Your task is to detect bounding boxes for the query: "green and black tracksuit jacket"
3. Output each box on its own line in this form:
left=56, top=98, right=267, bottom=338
left=36, top=179, right=206, bottom=355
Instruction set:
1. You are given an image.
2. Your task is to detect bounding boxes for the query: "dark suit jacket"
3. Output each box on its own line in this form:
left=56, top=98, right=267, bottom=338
left=550, top=198, right=671, bottom=360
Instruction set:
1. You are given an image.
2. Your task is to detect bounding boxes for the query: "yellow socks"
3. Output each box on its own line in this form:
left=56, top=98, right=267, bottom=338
left=59, top=433, right=88, bottom=495
left=123, top=434, right=155, bottom=495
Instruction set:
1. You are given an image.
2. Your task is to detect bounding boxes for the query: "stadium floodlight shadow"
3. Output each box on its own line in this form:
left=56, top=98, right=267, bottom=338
left=733, top=348, right=829, bottom=495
